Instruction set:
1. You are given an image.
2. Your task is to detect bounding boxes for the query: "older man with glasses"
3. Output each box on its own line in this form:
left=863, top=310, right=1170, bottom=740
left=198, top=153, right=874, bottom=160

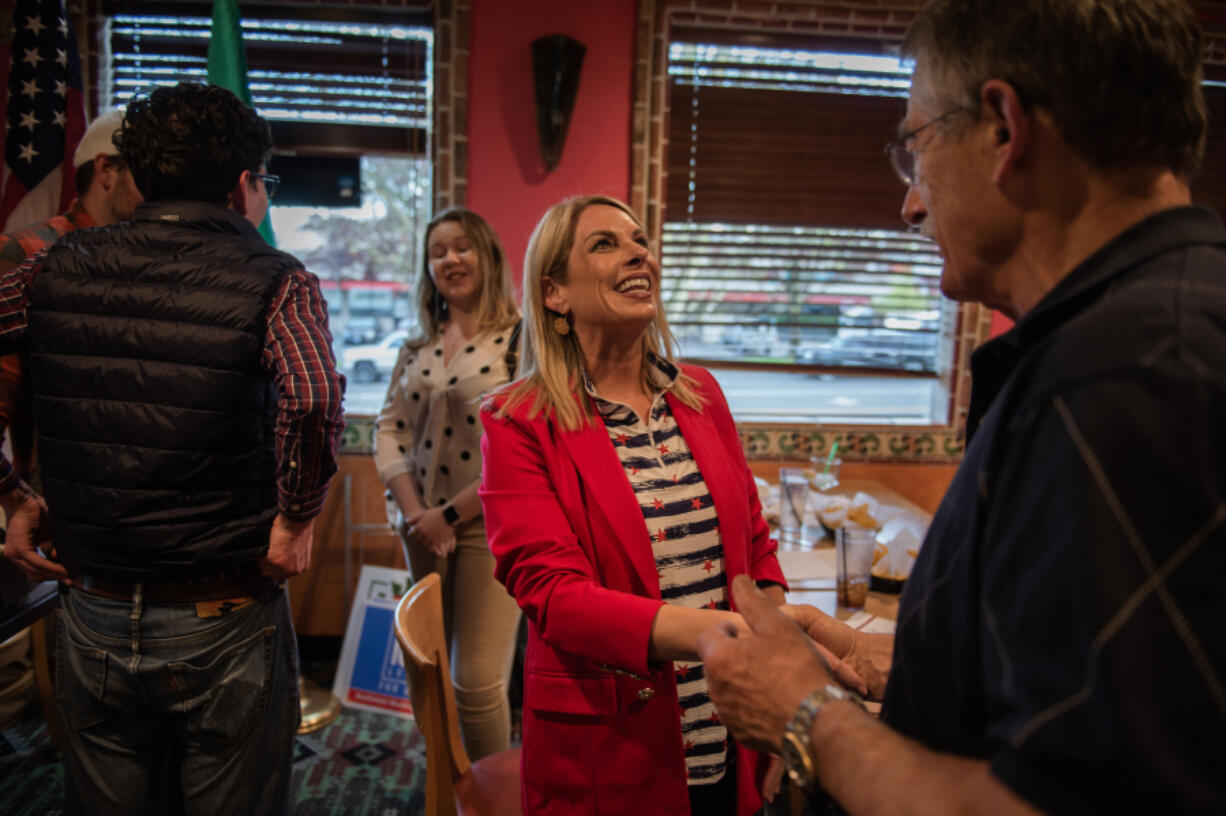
left=699, top=1, right=1226, bottom=814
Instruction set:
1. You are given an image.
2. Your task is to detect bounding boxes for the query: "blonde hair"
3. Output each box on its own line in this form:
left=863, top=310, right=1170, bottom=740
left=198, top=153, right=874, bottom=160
left=494, top=195, right=703, bottom=430
left=411, top=208, right=519, bottom=347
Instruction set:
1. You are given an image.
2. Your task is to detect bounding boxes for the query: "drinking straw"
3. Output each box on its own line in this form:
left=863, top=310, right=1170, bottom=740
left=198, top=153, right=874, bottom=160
left=782, top=472, right=801, bottom=530
left=822, top=440, right=840, bottom=475
left=838, top=527, right=848, bottom=604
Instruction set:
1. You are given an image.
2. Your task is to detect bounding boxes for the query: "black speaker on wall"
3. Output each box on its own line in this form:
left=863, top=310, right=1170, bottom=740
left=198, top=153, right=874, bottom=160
left=531, top=34, right=586, bottom=172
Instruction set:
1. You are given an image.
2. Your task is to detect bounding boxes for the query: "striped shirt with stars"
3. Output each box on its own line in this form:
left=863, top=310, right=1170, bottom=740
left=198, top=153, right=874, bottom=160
left=584, top=355, right=729, bottom=786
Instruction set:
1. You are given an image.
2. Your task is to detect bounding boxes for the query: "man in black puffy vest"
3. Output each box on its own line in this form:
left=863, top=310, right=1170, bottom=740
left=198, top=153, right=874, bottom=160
left=0, top=82, right=345, bottom=814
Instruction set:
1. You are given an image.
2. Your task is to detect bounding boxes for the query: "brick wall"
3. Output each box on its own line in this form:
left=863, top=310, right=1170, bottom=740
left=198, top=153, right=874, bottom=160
left=432, top=0, right=469, bottom=210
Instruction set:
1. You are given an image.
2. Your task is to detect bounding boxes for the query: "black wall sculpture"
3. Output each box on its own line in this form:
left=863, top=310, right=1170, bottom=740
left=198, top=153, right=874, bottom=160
left=531, top=34, right=586, bottom=172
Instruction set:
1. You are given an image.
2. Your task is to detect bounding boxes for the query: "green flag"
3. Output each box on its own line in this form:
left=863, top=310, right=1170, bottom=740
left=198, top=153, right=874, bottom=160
left=207, top=0, right=275, bottom=245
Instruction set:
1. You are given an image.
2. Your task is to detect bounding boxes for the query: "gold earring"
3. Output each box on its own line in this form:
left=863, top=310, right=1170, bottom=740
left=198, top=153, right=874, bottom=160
left=552, top=314, right=571, bottom=336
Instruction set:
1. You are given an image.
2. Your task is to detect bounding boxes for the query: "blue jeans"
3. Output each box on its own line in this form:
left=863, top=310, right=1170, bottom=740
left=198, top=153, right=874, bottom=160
left=55, top=583, right=301, bottom=816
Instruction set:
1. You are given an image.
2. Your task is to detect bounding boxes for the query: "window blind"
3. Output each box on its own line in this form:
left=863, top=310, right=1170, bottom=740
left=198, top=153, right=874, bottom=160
left=663, top=34, right=948, bottom=373
left=662, top=222, right=949, bottom=371
left=103, top=14, right=431, bottom=155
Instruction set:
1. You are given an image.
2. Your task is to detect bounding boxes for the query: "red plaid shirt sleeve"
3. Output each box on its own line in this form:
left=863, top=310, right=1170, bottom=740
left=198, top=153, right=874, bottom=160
left=0, top=251, right=43, bottom=493
left=262, top=269, right=346, bottom=521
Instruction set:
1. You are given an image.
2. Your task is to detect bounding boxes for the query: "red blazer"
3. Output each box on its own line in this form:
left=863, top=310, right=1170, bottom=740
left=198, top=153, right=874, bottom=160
left=480, top=364, right=787, bottom=816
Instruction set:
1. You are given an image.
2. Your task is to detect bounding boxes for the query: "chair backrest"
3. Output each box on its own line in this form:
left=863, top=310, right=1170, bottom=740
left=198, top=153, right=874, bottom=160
left=394, top=573, right=472, bottom=816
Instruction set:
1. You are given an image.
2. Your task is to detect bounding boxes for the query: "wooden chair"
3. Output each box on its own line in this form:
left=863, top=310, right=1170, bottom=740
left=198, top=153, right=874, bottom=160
left=394, top=573, right=522, bottom=816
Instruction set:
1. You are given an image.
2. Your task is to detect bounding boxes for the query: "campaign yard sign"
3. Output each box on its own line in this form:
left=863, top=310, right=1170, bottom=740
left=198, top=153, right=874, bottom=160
left=332, top=565, right=414, bottom=719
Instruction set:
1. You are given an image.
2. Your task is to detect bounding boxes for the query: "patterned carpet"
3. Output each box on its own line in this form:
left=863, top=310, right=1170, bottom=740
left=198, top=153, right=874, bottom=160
left=0, top=669, right=428, bottom=816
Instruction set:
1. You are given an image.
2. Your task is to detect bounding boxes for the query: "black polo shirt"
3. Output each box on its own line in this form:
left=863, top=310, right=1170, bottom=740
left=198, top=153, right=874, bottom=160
left=881, top=206, right=1226, bottom=814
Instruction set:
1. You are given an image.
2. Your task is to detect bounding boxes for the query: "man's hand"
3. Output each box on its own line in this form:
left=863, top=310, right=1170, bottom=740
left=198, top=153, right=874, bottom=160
left=259, top=514, right=314, bottom=580
left=403, top=506, right=457, bottom=558
left=0, top=486, right=65, bottom=583
left=698, top=574, right=837, bottom=753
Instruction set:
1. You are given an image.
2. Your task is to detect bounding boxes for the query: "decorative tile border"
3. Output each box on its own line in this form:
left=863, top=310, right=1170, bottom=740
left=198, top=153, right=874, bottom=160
left=740, top=424, right=963, bottom=464
left=341, top=413, right=963, bottom=462
left=341, top=415, right=378, bottom=454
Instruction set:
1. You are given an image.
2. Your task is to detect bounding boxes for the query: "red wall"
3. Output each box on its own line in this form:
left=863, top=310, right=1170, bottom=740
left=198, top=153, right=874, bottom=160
left=989, top=311, right=1013, bottom=337
left=466, top=0, right=637, bottom=288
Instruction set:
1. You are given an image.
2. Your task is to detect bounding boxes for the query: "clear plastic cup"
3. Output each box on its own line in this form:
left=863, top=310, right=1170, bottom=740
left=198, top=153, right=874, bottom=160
left=809, top=455, right=842, bottom=492
left=778, top=467, right=810, bottom=547
left=836, top=522, right=875, bottom=608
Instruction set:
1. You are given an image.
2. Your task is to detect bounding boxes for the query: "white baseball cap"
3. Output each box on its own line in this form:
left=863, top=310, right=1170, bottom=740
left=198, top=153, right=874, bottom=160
left=72, top=109, right=125, bottom=169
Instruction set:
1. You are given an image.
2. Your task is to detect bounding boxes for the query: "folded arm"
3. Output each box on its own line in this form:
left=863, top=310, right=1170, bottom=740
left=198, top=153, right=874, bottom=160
left=374, top=342, right=426, bottom=522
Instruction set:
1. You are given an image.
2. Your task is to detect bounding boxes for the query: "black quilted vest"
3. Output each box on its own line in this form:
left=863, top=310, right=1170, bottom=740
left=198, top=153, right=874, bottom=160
left=28, top=200, right=298, bottom=581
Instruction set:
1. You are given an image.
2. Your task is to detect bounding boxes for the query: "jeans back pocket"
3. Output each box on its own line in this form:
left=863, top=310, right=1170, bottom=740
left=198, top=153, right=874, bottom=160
left=55, top=617, right=113, bottom=731
left=167, top=626, right=276, bottom=746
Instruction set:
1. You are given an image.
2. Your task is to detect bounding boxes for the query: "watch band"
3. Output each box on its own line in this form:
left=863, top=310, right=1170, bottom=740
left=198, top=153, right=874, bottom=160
left=441, top=503, right=461, bottom=526
left=781, top=684, right=864, bottom=791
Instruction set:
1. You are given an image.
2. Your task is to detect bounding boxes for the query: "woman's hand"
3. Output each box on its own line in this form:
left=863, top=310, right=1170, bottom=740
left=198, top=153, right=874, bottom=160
left=402, top=507, right=458, bottom=558
left=781, top=604, right=857, bottom=657
left=760, top=754, right=785, bottom=802
left=781, top=603, right=893, bottom=701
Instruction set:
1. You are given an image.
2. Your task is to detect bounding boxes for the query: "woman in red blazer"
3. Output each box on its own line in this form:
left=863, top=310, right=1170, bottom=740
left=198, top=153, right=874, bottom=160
left=480, top=195, right=788, bottom=815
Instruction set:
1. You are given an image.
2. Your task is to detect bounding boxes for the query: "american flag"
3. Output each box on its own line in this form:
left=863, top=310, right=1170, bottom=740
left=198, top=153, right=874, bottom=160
left=0, top=0, right=85, bottom=232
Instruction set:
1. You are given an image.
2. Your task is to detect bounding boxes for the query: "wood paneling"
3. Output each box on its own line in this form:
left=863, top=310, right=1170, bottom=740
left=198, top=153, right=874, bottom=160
left=288, top=453, right=407, bottom=637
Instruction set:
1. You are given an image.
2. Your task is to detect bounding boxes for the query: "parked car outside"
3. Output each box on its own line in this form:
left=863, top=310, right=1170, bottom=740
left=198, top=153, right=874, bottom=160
left=735, top=325, right=785, bottom=357
left=793, top=330, right=937, bottom=372
left=341, top=330, right=408, bottom=383
left=341, top=316, right=383, bottom=345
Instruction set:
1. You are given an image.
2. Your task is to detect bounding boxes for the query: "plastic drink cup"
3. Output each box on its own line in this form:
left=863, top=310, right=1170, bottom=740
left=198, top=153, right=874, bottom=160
left=836, top=522, right=875, bottom=608
left=778, top=467, right=810, bottom=547
left=809, top=455, right=842, bottom=491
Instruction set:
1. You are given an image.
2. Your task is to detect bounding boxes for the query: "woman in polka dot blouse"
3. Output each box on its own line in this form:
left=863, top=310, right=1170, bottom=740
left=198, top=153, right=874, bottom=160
left=373, top=207, right=521, bottom=760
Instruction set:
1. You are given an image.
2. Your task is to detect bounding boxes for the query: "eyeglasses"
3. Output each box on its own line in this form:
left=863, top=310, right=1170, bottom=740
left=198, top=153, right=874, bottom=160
left=254, top=172, right=280, bottom=200
left=884, top=107, right=968, bottom=187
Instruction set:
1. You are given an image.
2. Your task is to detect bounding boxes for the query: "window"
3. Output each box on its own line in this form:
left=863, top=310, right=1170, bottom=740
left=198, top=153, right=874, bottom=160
left=102, top=11, right=433, bottom=414
left=1192, top=75, right=1226, bottom=221
left=271, top=155, right=431, bottom=414
left=104, top=14, right=431, bottom=150
left=662, top=33, right=958, bottom=425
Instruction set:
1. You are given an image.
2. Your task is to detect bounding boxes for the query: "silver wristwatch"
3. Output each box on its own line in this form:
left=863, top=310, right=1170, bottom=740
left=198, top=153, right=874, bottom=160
left=781, top=684, right=863, bottom=791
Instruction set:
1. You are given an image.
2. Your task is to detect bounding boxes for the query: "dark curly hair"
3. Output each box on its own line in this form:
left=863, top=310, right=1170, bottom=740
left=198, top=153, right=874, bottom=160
left=115, top=82, right=273, bottom=205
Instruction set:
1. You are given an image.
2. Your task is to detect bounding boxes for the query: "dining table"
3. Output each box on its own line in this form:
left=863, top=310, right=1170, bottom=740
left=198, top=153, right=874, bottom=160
left=773, top=477, right=932, bottom=630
